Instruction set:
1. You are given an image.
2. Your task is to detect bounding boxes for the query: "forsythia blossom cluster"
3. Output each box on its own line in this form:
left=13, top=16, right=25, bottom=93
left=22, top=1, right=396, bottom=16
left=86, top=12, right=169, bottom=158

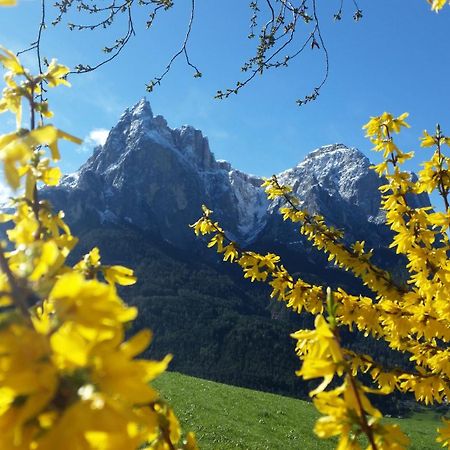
left=192, top=110, right=450, bottom=449
left=428, top=0, right=449, bottom=11
left=0, top=41, right=196, bottom=450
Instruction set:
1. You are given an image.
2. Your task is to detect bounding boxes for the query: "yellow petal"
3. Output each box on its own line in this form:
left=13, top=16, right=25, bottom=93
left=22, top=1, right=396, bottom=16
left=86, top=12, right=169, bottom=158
left=4, top=160, right=20, bottom=189
left=57, top=129, right=82, bottom=145
left=104, top=265, right=137, bottom=286
left=0, top=46, right=24, bottom=73
left=30, top=240, right=62, bottom=281
left=49, top=142, right=60, bottom=161
left=50, top=322, right=90, bottom=367
left=143, top=354, right=172, bottom=381
left=41, top=166, right=62, bottom=186
left=89, top=247, right=101, bottom=265
left=120, top=329, right=152, bottom=358
left=29, top=125, right=58, bottom=146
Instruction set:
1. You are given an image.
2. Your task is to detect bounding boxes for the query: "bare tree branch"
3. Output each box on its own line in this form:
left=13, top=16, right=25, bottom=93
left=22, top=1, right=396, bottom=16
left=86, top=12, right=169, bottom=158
left=146, top=0, right=202, bottom=93
left=19, top=0, right=364, bottom=107
left=70, top=4, right=136, bottom=74
left=16, top=0, right=48, bottom=122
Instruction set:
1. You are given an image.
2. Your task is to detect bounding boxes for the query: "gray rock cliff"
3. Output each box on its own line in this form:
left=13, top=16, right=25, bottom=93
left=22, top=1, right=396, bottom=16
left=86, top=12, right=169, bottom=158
left=45, top=99, right=430, bottom=252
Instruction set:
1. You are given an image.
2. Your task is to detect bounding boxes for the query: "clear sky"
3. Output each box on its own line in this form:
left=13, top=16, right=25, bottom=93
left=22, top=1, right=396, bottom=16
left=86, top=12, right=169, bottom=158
left=0, top=0, right=449, bottom=181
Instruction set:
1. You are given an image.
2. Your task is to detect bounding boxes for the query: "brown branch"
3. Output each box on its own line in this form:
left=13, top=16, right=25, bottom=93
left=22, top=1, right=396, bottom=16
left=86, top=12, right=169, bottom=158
left=270, top=175, right=409, bottom=296
left=70, top=5, right=136, bottom=74
left=347, top=373, right=379, bottom=450
left=34, top=0, right=361, bottom=105
left=146, top=0, right=201, bottom=92
left=435, top=125, right=450, bottom=211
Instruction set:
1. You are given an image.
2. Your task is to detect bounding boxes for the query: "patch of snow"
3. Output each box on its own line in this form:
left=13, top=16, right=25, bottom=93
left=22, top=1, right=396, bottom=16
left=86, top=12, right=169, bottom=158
left=228, top=170, right=268, bottom=240
left=62, top=172, right=80, bottom=189
left=278, top=144, right=370, bottom=201
left=131, top=98, right=153, bottom=118
left=143, top=128, right=174, bottom=148
left=216, top=160, right=232, bottom=171
left=103, top=161, right=122, bottom=175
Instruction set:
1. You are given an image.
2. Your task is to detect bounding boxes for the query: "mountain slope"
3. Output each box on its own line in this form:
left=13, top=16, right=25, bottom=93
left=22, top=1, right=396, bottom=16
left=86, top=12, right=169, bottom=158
left=52, top=99, right=268, bottom=247
left=48, top=98, right=429, bottom=250
left=41, top=99, right=430, bottom=403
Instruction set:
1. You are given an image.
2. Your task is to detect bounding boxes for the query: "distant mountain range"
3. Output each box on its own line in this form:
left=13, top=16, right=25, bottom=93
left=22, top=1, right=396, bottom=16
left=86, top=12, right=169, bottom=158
left=41, top=99, right=428, bottom=409
left=48, top=98, right=428, bottom=249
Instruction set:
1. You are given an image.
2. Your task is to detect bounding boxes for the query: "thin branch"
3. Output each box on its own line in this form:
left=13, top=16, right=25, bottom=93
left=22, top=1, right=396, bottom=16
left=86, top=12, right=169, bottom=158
left=36, top=0, right=46, bottom=75
left=16, top=0, right=48, bottom=124
left=435, top=125, right=450, bottom=211
left=270, top=175, right=408, bottom=296
left=295, top=0, right=329, bottom=106
left=71, top=5, right=136, bottom=74
left=216, top=14, right=312, bottom=100
left=347, top=374, right=379, bottom=450
left=334, top=0, right=344, bottom=20
left=215, top=0, right=332, bottom=106
left=38, top=0, right=364, bottom=105
left=265, top=0, right=276, bottom=25
left=146, top=0, right=201, bottom=92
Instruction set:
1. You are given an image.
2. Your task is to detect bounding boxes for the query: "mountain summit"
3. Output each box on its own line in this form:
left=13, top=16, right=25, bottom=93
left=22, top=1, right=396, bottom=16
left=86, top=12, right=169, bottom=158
left=49, top=99, right=429, bottom=250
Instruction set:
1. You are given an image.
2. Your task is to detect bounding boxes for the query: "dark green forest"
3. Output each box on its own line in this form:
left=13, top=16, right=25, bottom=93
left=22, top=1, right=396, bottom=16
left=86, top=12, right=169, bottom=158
left=68, top=224, right=428, bottom=417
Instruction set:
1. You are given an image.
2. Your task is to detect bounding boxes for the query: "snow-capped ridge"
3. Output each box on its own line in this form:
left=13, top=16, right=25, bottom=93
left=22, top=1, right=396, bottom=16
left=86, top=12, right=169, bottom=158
left=49, top=102, right=430, bottom=250
left=129, top=97, right=153, bottom=119
left=277, top=143, right=372, bottom=203
left=297, top=143, right=368, bottom=170
left=303, top=143, right=358, bottom=159
left=216, top=160, right=232, bottom=172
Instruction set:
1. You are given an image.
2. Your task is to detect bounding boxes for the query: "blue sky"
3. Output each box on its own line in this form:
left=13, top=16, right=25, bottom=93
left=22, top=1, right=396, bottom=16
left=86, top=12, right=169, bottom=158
left=0, top=0, right=449, bottom=182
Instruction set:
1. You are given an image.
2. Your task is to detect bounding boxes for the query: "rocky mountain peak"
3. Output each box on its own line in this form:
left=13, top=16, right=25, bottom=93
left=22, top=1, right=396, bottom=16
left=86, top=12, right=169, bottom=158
left=304, top=142, right=361, bottom=159
left=114, top=97, right=155, bottom=137
left=90, top=99, right=217, bottom=175
left=47, top=101, right=430, bottom=251
left=130, top=97, right=153, bottom=117
left=172, top=125, right=215, bottom=171
left=272, top=143, right=383, bottom=230
left=276, top=144, right=371, bottom=202
left=296, top=143, right=369, bottom=177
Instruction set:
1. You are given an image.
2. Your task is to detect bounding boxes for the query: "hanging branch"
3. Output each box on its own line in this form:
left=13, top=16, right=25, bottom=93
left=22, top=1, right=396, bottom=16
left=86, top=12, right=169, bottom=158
left=215, top=0, right=360, bottom=106
left=71, top=4, right=136, bottom=74
left=20, top=0, right=364, bottom=106
left=295, top=0, right=329, bottom=106
left=16, top=0, right=48, bottom=121
left=146, top=0, right=201, bottom=93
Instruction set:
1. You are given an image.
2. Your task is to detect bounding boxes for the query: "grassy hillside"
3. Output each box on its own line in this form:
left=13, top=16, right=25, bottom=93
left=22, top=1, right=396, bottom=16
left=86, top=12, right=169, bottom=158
left=154, top=372, right=443, bottom=450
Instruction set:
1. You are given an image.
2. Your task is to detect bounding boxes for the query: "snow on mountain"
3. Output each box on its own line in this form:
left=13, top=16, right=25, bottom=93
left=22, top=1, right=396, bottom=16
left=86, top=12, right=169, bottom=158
left=275, top=143, right=385, bottom=222
left=52, top=98, right=269, bottom=246
left=227, top=169, right=268, bottom=237
left=48, top=99, right=429, bottom=250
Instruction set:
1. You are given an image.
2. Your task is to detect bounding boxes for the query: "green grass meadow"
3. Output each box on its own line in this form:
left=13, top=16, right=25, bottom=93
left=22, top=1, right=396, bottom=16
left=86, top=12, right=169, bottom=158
left=153, top=372, right=443, bottom=450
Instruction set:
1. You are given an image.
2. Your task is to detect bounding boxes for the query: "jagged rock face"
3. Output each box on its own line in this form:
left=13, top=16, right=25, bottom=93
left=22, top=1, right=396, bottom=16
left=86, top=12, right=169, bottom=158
left=45, top=99, right=430, bottom=250
left=262, top=144, right=431, bottom=248
left=48, top=99, right=268, bottom=247
left=262, top=144, right=391, bottom=247
left=279, top=144, right=384, bottom=221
